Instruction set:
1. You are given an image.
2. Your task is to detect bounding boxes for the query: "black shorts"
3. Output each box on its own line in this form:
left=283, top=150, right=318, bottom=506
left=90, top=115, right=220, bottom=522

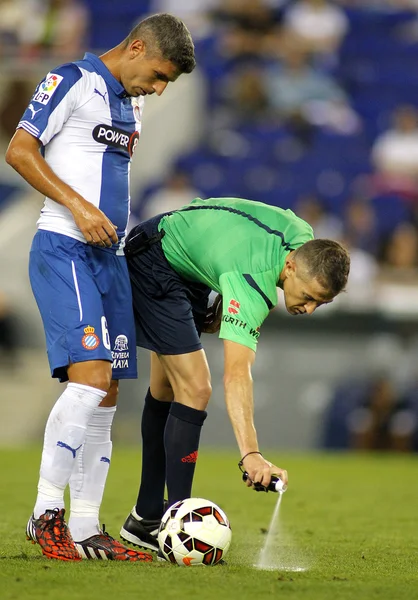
left=126, top=214, right=211, bottom=355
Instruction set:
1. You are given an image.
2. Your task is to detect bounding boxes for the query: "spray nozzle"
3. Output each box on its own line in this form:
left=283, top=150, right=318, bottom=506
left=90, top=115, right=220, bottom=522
left=242, top=472, right=287, bottom=493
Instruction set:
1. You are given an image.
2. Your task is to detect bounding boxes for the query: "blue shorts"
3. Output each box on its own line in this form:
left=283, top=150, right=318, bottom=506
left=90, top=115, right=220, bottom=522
left=29, top=230, right=137, bottom=382
left=126, top=215, right=211, bottom=355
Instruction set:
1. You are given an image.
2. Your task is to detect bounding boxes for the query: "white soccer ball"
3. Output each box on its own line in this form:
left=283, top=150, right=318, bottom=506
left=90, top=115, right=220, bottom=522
left=157, top=497, right=232, bottom=566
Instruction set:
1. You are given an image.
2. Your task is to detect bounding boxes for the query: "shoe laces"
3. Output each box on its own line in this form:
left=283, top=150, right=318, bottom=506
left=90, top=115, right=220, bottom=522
left=101, top=524, right=110, bottom=537
left=40, top=508, right=65, bottom=527
left=99, top=525, right=124, bottom=548
left=41, top=508, right=73, bottom=543
left=100, top=525, right=118, bottom=541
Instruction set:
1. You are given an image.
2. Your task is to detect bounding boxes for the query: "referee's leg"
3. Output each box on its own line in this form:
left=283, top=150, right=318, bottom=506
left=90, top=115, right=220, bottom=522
left=158, top=349, right=211, bottom=507
left=134, top=353, right=174, bottom=521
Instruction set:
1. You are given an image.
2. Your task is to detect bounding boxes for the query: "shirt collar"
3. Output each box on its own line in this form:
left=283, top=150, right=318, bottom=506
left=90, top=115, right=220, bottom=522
left=83, top=52, right=128, bottom=98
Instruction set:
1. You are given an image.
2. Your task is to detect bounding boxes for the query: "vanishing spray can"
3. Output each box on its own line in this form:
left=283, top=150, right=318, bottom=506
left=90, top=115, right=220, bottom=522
left=242, top=472, right=287, bottom=493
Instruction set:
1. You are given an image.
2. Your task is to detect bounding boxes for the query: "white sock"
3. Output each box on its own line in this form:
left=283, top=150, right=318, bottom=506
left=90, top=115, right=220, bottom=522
left=33, top=383, right=107, bottom=519
left=69, top=405, right=116, bottom=541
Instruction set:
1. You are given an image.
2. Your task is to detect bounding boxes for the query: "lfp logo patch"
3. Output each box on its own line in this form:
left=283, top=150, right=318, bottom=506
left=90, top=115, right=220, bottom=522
left=81, top=325, right=100, bottom=350
left=228, top=299, right=240, bottom=315
left=33, top=73, right=63, bottom=105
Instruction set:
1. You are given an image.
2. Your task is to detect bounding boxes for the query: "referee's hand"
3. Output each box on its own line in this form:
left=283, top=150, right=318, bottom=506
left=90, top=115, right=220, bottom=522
left=72, top=198, right=118, bottom=247
left=242, top=453, right=288, bottom=490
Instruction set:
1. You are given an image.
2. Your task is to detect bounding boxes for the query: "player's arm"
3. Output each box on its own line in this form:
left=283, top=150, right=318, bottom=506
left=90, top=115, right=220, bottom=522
left=5, top=129, right=117, bottom=247
left=223, top=339, right=288, bottom=488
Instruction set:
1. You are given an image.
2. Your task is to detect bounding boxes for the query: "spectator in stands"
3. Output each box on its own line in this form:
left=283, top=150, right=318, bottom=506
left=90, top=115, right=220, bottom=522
left=372, top=105, right=418, bottom=198
left=0, top=0, right=22, bottom=53
left=35, top=0, right=89, bottom=59
left=211, top=0, right=282, bottom=59
left=347, top=375, right=415, bottom=452
left=149, top=0, right=217, bottom=39
left=303, top=96, right=361, bottom=135
left=264, top=47, right=357, bottom=139
left=380, top=222, right=418, bottom=272
left=0, top=0, right=89, bottom=59
left=215, top=64, right=274, bottom=128
left=344, top=197, right=379, bottom=256
left=138, top=169, right=202, bottom=221
left=313, top=199, right=378, bottom=305
left=340, top=239, right=378, bottom=303
left=282, top=0, right=349, bottom=61
left=295, top=194, right=344, bottom=240
left=0, top=0, right=44, bottom=57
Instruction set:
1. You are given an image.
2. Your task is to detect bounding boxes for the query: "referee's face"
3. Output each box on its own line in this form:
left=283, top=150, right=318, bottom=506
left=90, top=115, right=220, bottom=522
left=121, top=40, right=179, bottom=97
left=282, top=257, right=334, bottom=315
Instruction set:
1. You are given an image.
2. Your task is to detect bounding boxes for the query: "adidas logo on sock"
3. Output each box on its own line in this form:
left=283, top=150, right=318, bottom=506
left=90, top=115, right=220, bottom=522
left=181, top=451, right=198, bottom=463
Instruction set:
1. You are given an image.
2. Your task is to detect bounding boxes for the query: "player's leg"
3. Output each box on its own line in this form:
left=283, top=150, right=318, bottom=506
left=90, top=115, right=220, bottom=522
left=67, top=252, right=122, bottom=544
left=26, top=359, right=111, bottom=561
left=137, top=351, right=173, bottom=518
left=158, top=349, right=210, bottom=508
left=33, top=360, right=112, bottom=518
left=27, top=232, right=116, bottom=560
left=120, top=352, right=173, bottom=550
left=68, top=378, right=151, bottom=561
left=68, top=377, right=117, bottom=544
left=66, top=250, right=151, bottom=561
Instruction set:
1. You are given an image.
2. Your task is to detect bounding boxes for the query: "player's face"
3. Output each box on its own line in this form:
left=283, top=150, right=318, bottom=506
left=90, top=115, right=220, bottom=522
left=121, top=40, right=180, bottom=97
left=282, top=258, right=334, bottom=315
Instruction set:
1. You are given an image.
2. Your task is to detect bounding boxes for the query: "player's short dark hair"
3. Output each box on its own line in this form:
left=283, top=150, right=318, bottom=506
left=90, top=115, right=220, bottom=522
left=126, top=13, right=196, bottom=74
left=293, top=239, right=350, bottom=296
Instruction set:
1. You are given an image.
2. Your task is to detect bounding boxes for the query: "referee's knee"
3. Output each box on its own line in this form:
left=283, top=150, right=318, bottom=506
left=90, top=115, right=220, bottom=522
left=151, top=381, right=174, bottom=402
left=185, top=379, right=212, bottom=410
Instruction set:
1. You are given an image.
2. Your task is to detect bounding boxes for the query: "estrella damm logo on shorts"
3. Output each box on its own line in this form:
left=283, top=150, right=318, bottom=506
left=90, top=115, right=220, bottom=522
left=81, top=325, right=100, bottom=350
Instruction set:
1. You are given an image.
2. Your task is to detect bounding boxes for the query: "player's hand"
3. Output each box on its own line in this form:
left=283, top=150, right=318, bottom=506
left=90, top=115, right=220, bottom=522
left=242, top=453, right=288, bottom=489
left=202, top=294, right=223, bottom=334
left=71, top=197, right=118, bottom=247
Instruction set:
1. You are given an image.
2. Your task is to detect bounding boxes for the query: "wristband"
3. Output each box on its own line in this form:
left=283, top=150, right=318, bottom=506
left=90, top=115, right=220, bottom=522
left=238, top=451, right=262, bottom=473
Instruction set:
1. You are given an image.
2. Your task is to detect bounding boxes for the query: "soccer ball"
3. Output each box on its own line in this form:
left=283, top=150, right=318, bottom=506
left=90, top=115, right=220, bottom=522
left=157, top=498, right=232, bottom=566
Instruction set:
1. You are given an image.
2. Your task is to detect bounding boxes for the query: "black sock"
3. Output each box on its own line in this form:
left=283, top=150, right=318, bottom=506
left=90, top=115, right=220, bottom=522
left=164, top=402, right=207, bottom=507
left=135, top=389, right=171, bottom=520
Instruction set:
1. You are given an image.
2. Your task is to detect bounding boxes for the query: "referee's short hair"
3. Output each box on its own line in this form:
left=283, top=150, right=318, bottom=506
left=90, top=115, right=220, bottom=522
left=126, top=13, right=196, bottom=74
left=293, top=239, right=350, bottom=296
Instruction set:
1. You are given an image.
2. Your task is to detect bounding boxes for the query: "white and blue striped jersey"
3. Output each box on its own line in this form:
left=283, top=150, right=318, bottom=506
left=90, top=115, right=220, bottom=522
left=18, top=52, right=144, bottom=251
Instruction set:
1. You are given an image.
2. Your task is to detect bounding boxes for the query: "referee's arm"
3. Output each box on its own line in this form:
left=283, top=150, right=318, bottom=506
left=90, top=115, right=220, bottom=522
left=223, top=339, right=288, bottom=489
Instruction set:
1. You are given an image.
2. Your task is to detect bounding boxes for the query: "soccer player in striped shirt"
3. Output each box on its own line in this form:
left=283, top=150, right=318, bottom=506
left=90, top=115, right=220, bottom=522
left=6, top=13, right=195, bottom=562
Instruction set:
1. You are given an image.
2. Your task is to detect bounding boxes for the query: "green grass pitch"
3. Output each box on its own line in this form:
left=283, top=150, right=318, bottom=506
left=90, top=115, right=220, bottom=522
left=0, top=448, right=417, bottom=600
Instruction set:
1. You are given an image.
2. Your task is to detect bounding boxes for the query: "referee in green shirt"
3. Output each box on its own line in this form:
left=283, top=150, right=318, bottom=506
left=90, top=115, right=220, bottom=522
left=120, top=196, right=350, bottom=552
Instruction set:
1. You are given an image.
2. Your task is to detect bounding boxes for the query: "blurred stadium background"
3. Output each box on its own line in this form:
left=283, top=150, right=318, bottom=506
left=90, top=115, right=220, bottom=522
left=1, top=0, right=418, bottom=454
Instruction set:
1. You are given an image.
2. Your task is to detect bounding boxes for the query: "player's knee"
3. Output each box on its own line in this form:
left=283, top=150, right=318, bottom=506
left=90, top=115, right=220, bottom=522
left=100, top=379, right=119, bottom=407
left=68, top=360, right=112, bottom=392
left=82, top=366, right=112, bottom=393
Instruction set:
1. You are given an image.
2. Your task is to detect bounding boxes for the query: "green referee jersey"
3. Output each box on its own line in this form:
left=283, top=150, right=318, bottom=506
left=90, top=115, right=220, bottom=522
left=159, top=197, right=314, bottom=351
